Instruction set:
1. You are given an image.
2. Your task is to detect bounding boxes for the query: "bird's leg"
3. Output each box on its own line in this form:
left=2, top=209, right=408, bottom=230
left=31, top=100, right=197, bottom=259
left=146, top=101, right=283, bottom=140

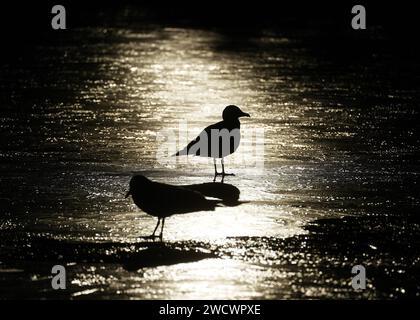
left=151, top=218, right=161, bottom=237
left=221, top=158, right=225, bottom=174
left=159, top=218, right=165, bottom=240
left=213, top=158, right=220, bottom=175
left=221, top=158, right=235, bottom=177
left=213, top=158, right=221, bottom=181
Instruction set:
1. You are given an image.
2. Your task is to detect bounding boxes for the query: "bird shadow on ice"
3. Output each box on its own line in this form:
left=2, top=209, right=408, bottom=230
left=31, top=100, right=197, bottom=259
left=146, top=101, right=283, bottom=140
left=122, top=243, right=214, bottom=271
left=121, top=183, right=246, bottom=270
left=0, top=234, right=216, bottom=272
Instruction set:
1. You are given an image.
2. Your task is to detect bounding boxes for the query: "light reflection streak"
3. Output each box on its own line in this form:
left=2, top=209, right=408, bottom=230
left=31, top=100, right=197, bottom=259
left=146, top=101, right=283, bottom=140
left=104, top=28, right=311, bottom=299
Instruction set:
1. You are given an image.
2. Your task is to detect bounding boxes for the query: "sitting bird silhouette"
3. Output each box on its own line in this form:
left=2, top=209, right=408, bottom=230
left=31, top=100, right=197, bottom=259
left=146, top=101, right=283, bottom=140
left=173, top=105, right=250, bottom=178
left=125, top=175, right=221, bottom=239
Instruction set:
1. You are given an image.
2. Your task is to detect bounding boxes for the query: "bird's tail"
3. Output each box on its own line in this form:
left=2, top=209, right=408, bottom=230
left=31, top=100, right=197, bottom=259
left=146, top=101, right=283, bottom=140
left=171, top=148, right=187, bottom=157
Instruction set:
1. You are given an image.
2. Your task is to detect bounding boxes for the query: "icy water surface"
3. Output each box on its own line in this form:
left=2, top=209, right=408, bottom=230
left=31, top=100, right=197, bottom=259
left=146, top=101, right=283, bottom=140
left=1, top=22, right=420, bottom=299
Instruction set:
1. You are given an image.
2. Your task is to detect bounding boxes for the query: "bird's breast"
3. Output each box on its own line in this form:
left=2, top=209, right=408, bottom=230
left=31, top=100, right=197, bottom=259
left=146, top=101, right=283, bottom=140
left=209, top=126, right=240, bottom=158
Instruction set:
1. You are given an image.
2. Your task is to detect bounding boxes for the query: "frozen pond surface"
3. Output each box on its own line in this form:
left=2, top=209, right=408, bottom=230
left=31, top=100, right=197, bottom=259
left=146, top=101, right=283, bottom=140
left=1, top=16, right=419, bottom=299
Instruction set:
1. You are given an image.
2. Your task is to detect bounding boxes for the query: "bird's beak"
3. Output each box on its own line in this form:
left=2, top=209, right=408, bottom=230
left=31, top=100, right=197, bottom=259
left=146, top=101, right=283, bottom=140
left=125, top=190, right=131, bottom=198
left=240, top=112, right=250, bottom=117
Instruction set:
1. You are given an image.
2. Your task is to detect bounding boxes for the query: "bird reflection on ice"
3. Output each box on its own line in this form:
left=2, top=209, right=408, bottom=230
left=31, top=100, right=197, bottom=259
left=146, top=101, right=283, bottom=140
left=125, top=175, right=245, bottom=239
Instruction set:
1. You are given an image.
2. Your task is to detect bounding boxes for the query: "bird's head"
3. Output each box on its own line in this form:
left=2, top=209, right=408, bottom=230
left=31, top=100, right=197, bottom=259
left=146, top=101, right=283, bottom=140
left=125, top=175, right=151, bottom=198
left=222, top=105, right=250, bottom=122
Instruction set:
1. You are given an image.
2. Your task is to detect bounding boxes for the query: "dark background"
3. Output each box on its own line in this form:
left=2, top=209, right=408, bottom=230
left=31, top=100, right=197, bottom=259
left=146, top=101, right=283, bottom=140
left=0, top=1, right=418, bottom=45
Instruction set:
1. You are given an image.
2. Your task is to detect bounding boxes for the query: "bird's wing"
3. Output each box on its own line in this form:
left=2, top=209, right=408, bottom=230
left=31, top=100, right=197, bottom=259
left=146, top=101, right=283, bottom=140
left=174, top=121, right=224, bottom=156
left=152, top=182, right=218, bottom=214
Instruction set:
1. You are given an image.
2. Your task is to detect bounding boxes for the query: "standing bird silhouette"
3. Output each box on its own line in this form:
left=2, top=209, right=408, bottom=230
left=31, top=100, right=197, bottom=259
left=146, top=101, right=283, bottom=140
left=173, top=105, right=250, bottom=178
left=125, top=175, right=220, bottom=239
